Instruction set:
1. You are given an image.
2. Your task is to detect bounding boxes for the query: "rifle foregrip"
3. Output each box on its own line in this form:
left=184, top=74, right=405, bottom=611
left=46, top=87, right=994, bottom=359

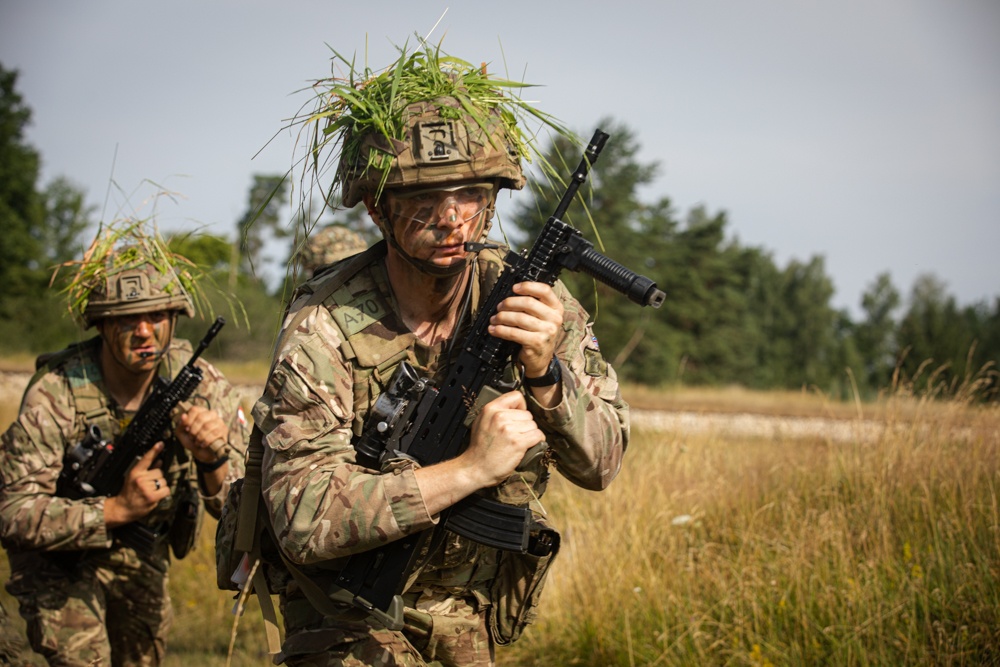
left=575, top=246, right=666, bottom=308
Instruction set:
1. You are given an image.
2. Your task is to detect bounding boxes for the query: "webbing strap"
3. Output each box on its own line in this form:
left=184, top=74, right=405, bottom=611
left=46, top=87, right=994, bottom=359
left=273, top=242, right=387, bottom=368
left=249, top=560, right=283, bottom=654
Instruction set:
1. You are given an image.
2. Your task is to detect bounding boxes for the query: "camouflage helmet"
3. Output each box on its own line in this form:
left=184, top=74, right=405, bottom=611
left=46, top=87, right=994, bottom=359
left=83, top=261, right=195, bottom=327
left=339, top=97, right=526, bottom=208
left=298, top=225, right=369, bottom=275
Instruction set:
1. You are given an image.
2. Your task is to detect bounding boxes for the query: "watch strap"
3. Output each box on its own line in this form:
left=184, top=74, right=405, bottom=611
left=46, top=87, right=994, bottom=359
left=523, top=357, right=562, bottom=387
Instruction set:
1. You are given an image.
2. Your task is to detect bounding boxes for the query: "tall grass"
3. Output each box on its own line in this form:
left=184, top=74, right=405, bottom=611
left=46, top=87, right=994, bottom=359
left=500, top=378, right=1000, bottom=665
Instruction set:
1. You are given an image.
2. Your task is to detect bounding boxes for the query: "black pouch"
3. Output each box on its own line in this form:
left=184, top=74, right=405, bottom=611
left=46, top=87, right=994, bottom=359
left=486, top=517, right=561, bottom=646
left=214, top=477, right=244, bottom=590
left=169, top=479, right=203, bottom=560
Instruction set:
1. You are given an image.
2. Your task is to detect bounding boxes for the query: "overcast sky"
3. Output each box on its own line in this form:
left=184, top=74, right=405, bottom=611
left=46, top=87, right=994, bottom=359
left=2, top=0, right=998, bottom=317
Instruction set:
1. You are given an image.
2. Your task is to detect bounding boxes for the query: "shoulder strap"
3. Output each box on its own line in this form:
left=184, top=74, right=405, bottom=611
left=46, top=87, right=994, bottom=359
left=25, top=337, right=114, bottom=435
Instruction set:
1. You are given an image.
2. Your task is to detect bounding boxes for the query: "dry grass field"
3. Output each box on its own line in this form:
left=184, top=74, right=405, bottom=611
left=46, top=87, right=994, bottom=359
left=1, top=366, right=997, bottom=665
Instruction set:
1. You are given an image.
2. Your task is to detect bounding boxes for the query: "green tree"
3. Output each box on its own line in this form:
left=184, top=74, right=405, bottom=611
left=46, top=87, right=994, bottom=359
left=662, top=206, right=756, bottom=386
left=895, top=273, right=976, bottom=393
left=854, top=272, right=901, bottom=393
left=37, top=176, right=95, bottom=267
left=778, top=256, right=839, bottom=389
left=236, top=174, right=290, bottom=285
left=168, top=231, right=233, bottom=273
left=734, top=246, right=789, bottom=387
left=0, top=64, right=44, bottom=316
left=0, top=67, right=97, bottom=353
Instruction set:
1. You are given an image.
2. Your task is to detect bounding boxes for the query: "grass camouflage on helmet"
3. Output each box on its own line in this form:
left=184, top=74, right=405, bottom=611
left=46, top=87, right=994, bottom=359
left=55, top=218, right=209, bottom=328
left=290, top=38, right=579, bottom=209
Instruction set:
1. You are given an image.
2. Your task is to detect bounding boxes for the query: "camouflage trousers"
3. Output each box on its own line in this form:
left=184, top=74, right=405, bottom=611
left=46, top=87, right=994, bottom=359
left=5, top=548, right=172, bottom=667
left=279, top=588, right=494, bottom=667
left=1, top=597, right=43, bottom=666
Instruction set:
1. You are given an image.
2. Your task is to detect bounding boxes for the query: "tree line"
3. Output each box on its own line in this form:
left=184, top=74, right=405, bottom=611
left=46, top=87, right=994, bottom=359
left=2, top=64, right=997, bottom=400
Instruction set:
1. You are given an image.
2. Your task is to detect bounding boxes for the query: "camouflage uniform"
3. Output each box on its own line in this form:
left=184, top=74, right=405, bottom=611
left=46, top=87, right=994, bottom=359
left=298, top=226, right=369, bottom=277
left=0, top=597, right=42, bottom=666
left=251, top=242, right=629, bottom=665
left=0, top=336, right=249, bottom=666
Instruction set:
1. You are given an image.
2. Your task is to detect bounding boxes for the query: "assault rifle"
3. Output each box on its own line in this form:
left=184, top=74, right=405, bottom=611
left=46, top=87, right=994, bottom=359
left=328, top=130, right=665, bottom=629
left=59, top=317, right=226, bottom=554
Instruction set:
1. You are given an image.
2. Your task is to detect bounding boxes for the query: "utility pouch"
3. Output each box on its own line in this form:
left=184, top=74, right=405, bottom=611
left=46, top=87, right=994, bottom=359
left=214, top=476, right=245, bottom=591
left=170, top=478, right=203, bottom=560
left=486, top=516, right=561, bottom=646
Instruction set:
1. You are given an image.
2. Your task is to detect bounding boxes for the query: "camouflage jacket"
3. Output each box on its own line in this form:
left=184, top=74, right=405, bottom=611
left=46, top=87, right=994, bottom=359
left=0, top=336, right=249, bottom=562
left=253, top=244, right=629, bottom=604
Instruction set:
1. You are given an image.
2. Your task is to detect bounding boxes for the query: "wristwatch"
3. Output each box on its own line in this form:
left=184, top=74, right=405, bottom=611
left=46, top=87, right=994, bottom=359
left=195, top=456, right=229, bottom=473
left=523, top=357, right=562, bottom=387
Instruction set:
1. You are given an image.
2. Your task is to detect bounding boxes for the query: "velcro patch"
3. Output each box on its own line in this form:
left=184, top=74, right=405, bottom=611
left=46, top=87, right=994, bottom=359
left=584, top=347, right=608, bottom=377
left=330, top=290, right=389, bottom=336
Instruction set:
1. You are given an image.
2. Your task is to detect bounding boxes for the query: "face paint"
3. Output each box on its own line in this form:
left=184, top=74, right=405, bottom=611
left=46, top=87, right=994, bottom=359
left=99, top=311, right=174, bottom=374
left=383, top=183, right=494, bottom=274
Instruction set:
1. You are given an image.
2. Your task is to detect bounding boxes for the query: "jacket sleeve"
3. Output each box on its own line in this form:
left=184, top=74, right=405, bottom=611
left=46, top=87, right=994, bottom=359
left=526, top=281, right=630, bottom=491
left=253, top=306, right=436, bottom=566
left=0, top=376, right=113, bottom=552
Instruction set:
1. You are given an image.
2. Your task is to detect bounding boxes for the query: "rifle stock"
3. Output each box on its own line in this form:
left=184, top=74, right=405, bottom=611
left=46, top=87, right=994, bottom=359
left=333, top=130, right=665, bottom=628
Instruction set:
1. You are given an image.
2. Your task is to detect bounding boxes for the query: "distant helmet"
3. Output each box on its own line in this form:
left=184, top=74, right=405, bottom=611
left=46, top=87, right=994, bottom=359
left=339, top=97, right=526, bottom=208
left=83, top=262, right=195, bottom=327
left=299, top=225, right=369, bottom=275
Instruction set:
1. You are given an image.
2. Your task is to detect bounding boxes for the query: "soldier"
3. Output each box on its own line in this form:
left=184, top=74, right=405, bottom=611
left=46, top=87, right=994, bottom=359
left=297, top=225, right=369, bottom=277
left=234, top=45, right=629, bottom=666
left=0, top=223, right=249, bottom=666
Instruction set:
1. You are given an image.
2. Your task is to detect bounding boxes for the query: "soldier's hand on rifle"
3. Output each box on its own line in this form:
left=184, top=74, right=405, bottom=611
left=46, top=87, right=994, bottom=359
left=174, top=403, right=231, bottom=496
left=175, top=404, right=230, bottom=463
left=414, top=391, right=544, bottom=516
left=103, top=443, right=170, bottom=528
left=490, top=282, right=563, bottom=375
left=491, top=281, right=565, bottom=407
left=465, top=390, right=545, bottom=487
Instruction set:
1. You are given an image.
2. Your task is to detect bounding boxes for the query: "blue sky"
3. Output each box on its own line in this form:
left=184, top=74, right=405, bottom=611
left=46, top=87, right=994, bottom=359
left=2, top=0, right=998, bottom=317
